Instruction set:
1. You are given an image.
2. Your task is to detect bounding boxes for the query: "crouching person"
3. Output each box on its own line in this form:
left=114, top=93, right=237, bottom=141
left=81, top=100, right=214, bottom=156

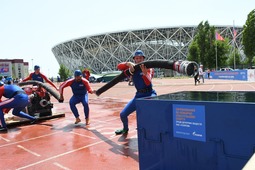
left=59, top=70, right=96, bottom=125
left=0, top=82, right=37, bottom=133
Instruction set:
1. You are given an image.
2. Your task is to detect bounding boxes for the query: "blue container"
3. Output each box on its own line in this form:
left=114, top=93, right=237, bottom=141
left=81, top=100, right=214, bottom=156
left=136, top=91, right=255, bottom=170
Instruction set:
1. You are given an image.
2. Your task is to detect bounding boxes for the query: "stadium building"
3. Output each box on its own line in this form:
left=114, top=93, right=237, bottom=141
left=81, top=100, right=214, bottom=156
left=52, top=26, right=243, bottom=74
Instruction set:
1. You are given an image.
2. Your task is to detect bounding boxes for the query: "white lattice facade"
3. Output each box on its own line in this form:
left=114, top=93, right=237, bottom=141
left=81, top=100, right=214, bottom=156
left=52, top=26, right=243, bottom=74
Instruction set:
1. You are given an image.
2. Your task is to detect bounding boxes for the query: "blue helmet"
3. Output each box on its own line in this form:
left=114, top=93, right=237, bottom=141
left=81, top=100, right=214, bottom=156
left=34, top=65, right=40, bottom=70
left=133, top=50, right=145, bottom=59
left=74, top=70, right=82, bottom=77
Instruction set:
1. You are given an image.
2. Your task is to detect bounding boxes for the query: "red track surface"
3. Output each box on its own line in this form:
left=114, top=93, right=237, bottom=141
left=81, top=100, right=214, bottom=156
left=0, top=78, right=255, bottom=170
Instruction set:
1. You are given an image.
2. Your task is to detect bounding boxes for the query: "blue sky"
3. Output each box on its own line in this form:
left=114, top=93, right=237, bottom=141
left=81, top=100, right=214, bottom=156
left=0, top=0, right=254, bottom=77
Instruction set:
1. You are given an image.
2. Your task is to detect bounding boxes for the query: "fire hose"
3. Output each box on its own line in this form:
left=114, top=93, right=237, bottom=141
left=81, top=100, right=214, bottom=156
left=95, top=60, right=199, bottom=96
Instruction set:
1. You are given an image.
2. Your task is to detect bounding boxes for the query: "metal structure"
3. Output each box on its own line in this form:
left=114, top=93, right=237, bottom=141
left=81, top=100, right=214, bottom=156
left=52, top=26, right=243, bottom=74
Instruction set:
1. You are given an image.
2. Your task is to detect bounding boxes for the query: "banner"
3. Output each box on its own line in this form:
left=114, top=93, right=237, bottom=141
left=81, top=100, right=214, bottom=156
left=210, top=70, right=247, bottom=81
left=0, top=62, right=11, bottom=76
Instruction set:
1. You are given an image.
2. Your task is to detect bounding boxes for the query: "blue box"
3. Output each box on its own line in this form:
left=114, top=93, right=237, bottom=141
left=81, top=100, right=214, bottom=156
left=136, top=91, right=255, bottom=170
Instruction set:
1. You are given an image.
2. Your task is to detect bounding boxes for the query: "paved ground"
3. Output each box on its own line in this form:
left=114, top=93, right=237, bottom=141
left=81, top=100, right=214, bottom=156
left=0, top=77, right=255, bottom=170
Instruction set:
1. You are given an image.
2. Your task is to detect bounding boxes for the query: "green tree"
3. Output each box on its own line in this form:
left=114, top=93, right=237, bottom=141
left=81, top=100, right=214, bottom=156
left=215, top=39, right=230, bottom=69
left=242, top=9, right=255, bottom=67
left=195, top=21, right=208, bottom=66
left=79, top=66, right=84, bottom=72
left=58, top=64, right=71, bottom=81
left=189, top=21, right=214, bottom=69
left=187, top=41, right=200, bottom=62
left=205, top=27, right=217, bottom=69
left=188, top=21, right=230, bottom=70
left=227, top=48, right=241, bottom=68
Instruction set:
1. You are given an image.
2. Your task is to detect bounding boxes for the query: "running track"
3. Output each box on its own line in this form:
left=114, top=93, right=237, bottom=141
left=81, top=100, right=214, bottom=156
left=0, top=78, right=255, bottom=170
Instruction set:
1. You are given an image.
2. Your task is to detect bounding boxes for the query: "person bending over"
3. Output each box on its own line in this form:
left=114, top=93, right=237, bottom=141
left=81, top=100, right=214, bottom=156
left=0, top=82, right=37, bottom=133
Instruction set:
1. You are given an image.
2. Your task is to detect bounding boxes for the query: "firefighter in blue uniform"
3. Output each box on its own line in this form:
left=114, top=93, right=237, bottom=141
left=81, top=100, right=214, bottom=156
left=0, top=82, right=36, bottom=133
left=22, top=65, right=58, bottom=90
left=59, top=70, right=95, bottom=125
left=115, top=50, right=157, bottom=135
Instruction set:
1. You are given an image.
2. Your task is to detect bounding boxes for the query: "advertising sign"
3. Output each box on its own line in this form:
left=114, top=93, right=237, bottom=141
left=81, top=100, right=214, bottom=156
left=173, top=104, right=206, bottom=142
left=210, top=70, right=247, bottom=81
left=0, top=62, right=11, bottom=76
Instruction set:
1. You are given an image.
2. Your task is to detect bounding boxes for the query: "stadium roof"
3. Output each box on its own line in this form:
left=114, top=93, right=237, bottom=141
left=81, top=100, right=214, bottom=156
left=52, top=25, right=243, bottom=74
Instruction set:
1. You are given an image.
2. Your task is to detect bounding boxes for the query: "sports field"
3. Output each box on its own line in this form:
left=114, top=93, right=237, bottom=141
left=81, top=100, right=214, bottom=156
left=0, top=78, right=254, bottom=170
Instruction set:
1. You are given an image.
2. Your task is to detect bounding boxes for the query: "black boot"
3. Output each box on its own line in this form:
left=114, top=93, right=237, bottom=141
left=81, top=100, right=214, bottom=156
left=30, top=118, right=38, bottom=124
left=115, top=128, right=129, bottom=135
left=0, top=127, right=8, bottom=133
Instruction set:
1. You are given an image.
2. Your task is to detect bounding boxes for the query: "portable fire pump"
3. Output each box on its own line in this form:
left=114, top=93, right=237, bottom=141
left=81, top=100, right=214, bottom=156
left=18, top=80, right=61, bottom=117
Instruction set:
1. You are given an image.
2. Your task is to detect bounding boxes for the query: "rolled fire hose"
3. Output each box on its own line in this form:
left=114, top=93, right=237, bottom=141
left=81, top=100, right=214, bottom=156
left=18, top=80, right=62, bottom=102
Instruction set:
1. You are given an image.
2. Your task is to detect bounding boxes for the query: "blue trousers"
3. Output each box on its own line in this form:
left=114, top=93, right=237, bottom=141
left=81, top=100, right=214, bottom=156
left=120, top=90, right=157, bottom=130
left=0, top=93, right=36, bottom=128
left=69, top=94, right=89, bottom=119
